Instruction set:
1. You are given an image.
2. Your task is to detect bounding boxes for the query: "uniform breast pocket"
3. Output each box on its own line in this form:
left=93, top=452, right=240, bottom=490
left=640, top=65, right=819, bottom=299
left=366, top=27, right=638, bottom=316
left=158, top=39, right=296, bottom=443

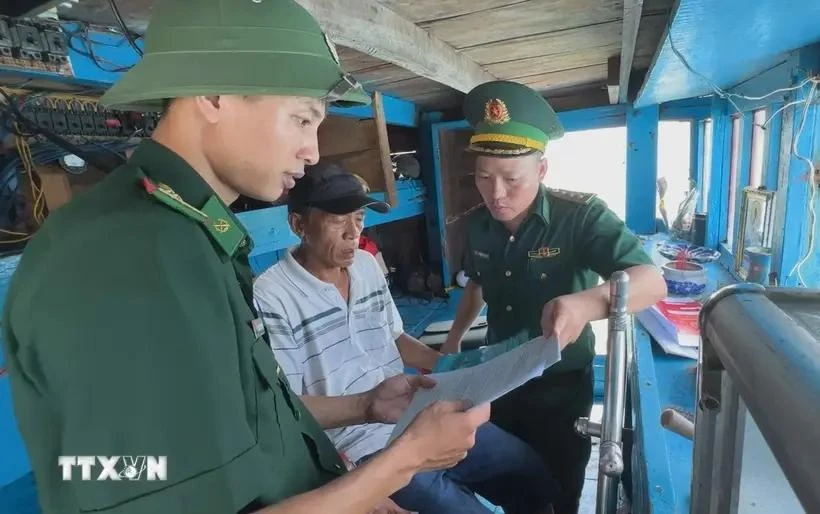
left=527, top=256, right=568, bottom=293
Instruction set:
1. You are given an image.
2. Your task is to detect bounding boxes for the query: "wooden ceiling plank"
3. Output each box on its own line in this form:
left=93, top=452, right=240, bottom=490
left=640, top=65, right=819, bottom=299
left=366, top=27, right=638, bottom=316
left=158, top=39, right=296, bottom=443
left=618, top=0, right=645, bottom=103
left=486, top=45, right=621, bottom=78
left=419, top=0, right=623, bottom=49
left=350, top=65, right=420, bottom=88
left=518, top=64, right=608, bottom=91
left=462, top=20, right=622, bottom=64
left=295, top=0, right=495, bottom=93
left=377, top=76, right=451, bottom=97
left=376, top=0, right=527, bottom=24
left=337, top=47, right=387, bottom=72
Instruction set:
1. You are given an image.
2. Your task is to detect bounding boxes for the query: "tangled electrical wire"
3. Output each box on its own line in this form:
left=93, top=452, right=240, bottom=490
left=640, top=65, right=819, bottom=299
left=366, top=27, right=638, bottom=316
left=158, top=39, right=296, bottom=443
left=0, top=89, right=139, bottom=250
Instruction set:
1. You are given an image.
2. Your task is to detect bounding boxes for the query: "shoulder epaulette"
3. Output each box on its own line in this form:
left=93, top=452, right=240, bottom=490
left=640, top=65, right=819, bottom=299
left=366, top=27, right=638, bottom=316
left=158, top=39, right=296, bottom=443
left=546, top=188, right=597, bottom=205
left=139, top=173, right=246, bottom=257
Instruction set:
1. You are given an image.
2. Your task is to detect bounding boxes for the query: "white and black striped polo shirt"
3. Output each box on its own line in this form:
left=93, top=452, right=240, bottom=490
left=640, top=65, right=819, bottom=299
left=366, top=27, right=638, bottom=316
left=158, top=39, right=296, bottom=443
left=252, top=247, right=404, bottom=462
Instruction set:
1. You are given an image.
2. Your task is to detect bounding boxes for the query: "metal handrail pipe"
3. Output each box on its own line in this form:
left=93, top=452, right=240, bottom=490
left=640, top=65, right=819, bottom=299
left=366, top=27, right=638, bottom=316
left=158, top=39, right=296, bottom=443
left=698, top=285, right=820, bottom=514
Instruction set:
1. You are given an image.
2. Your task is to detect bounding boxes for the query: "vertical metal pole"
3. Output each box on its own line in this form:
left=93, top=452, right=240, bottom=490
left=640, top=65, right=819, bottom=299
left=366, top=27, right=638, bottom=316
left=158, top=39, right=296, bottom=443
left=596, top=270, right=630, bottom=514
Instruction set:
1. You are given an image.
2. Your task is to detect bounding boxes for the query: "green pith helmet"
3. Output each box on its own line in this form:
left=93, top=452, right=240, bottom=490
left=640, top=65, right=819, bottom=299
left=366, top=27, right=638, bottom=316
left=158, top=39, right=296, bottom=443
left=99, top=0, right=370, bottom=112
left=463, top=80, right=564, bottom=156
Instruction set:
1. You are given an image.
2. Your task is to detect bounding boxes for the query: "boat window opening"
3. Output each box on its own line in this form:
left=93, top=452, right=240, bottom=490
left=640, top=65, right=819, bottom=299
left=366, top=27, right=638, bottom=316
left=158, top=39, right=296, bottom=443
left=542, top=126, right=627, bottom=220
left=726, top=115, right=743, bottom=248
left=749, top=109, right=767, bottom=188
left=657, top=120, right=693, bottom=231
left=701, top=118, right=713, bottom=213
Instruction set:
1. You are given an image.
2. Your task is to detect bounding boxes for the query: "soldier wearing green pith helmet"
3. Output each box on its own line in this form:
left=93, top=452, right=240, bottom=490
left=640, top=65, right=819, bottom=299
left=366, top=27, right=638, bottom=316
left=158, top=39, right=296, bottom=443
left=1, top=2, right=489, bottom=514
left=441, top=80, right=667, bottom=514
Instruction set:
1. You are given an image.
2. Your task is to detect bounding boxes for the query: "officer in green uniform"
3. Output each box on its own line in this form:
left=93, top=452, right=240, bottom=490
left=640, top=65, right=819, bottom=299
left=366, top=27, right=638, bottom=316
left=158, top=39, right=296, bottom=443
left=1, top=2, right=489, bottom=514
left=441, top=80, right=667, bottom=514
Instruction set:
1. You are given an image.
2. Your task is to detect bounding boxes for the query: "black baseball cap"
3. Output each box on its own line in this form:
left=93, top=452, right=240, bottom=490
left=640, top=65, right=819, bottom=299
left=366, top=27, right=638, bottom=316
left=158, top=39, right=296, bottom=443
left=287, top=161, right=391, bottom=215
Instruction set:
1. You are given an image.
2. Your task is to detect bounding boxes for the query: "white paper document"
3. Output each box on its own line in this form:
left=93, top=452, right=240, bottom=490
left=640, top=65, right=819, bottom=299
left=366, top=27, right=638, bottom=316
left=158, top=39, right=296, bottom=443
left=388, top=335, right=562, bottom=443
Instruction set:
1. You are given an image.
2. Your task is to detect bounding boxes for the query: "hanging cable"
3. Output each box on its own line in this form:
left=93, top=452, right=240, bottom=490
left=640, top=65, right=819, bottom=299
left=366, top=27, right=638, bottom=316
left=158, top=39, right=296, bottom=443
left=107, top=0, right=143, bottom=57
left=785, top=81, right=818, bottom=286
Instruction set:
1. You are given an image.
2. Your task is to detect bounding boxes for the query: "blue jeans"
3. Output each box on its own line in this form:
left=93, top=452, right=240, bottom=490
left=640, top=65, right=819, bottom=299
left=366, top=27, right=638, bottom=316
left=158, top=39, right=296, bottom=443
left=360, top=422, right=558, bottom=514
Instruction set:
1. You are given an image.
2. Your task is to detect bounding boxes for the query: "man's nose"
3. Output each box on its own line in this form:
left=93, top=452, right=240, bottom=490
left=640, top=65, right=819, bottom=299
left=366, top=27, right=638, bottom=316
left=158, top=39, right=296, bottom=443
left=490, top=181, right=505, bottom=200
left=298, top=135, right=320, bottom=165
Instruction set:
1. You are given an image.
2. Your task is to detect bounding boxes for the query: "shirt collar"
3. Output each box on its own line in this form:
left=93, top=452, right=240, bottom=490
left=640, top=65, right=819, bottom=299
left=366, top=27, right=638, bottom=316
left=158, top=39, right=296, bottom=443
left=531, top=184, right=551, bottom=225
left=129, top=139, right=214, bottom=208
left=129, top=139, right=251, bottom=257
left=282, top=247, right=362, bottom=299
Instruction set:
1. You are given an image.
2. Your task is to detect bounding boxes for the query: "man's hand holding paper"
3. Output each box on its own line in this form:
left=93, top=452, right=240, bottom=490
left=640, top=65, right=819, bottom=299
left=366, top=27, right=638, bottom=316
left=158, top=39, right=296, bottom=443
left=388, top=335, right=562, bottom=443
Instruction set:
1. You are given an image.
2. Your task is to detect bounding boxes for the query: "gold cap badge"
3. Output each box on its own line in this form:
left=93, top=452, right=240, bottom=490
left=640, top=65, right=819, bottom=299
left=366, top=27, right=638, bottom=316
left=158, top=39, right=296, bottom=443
left=484, top=98, right=510, bottom=124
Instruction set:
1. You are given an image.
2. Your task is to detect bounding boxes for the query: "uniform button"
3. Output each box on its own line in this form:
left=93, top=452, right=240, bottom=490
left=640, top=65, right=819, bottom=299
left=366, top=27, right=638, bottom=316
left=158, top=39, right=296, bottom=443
left=477, top=271, right=481, bottom=276
left=506, top=305, right=512, bottom=312
left=540, top=273, right=547, bottom=280
left=509, top=236, right=515, bottom=242
left=505, top=270, right=511, bottom=277
left=335, top=464, right=344, bottom=471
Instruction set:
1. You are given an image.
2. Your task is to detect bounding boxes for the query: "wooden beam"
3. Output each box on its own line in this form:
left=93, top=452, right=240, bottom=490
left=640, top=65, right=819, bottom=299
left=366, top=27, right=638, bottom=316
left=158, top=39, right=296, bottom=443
left=607, top=56, right=620, bottom=104
left=373, top=91, right=399, bottom=207
left=619, top=0, right=644, bottom=103
left=295, top=0, right=495, bottom=93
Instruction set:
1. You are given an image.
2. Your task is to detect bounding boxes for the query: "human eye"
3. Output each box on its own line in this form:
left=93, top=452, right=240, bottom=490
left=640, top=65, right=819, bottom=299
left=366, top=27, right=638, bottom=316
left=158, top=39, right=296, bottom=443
left=292, top=114, right=312, bottom=128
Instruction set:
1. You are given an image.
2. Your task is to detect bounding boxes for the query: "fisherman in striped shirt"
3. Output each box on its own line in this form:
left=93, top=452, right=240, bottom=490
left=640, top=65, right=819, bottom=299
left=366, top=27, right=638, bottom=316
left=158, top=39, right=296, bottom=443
left=254, top=162, right=558, bottom=514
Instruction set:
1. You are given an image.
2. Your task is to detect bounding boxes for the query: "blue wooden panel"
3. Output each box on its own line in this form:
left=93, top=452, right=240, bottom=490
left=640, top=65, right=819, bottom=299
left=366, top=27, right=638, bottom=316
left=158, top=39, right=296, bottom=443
left=427, top=121, right=465, bottom=287
left=779, top=99, right=819, bottom=287
left=0, top=255, right=31, bottom=492
left=418, top=112, right=446, bottom=285
left=764, top=102, right=783, bottom=192
left=625, top=105, right=659, bottom=234
left=238, top=180, right=426, bottom=275
left=726, top=58, right=800, bottom=114
left=0, top=24, right=417, bottom=127
left=635, top=0, right=820, bottom=107
left=0, top=472, right=39, bottom=514
left=330, top=95, right=418, bottom=127
left=660, top=97, right=711, bottom=121
left=705, top=98, right=731, bottom=248
left=811, top=114, right=820, bottom=288
left=558, top=104, right=627, bottom=132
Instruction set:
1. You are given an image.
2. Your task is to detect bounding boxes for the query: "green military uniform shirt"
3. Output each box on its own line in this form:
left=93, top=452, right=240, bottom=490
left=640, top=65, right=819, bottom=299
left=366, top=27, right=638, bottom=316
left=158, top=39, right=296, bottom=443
left=464, top=185, right=653, bottom=374
left=1, top=140, right=345, bottom=514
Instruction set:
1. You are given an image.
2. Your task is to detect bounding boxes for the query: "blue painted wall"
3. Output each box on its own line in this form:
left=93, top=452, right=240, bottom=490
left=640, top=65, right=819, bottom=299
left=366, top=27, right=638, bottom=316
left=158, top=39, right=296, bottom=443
left=625, top=105, right=659, bottom=234
left=636, top=0, right=820, bottom=107
left=812, top=117, right=820, bottom=288
left=0, top=255, right=32, bottom=499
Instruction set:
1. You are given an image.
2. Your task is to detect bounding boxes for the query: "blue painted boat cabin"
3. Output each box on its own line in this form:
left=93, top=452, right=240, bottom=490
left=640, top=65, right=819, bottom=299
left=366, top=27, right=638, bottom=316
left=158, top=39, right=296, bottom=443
left=0, top=0, right=818, bottom=512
